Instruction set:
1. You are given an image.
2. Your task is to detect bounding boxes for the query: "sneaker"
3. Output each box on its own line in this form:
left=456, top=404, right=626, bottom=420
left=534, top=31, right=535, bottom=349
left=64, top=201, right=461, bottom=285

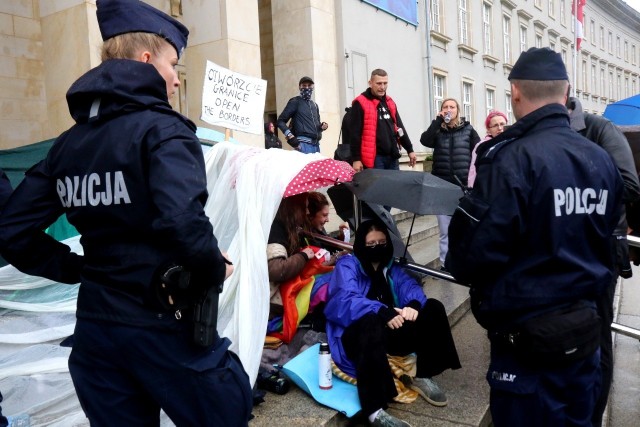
left=371, top=409, right=412, bottom=427
left=410, top=377, right=448, bottom=407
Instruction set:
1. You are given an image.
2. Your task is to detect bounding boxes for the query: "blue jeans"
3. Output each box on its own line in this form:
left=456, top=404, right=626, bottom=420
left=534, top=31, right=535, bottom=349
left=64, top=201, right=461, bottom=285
left=373, top=155, right=399, bottom=170
left=299, top=141, right=320, bottom=154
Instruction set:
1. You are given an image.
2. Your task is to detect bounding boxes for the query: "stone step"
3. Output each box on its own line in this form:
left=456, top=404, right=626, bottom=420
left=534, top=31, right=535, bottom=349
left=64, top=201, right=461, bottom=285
left=250, top=309, right=491, bottom=427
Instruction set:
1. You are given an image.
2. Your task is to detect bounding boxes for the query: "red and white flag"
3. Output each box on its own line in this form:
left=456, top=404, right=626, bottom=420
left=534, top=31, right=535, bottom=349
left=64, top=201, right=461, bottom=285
left=572, top=0, right=586, bottom=50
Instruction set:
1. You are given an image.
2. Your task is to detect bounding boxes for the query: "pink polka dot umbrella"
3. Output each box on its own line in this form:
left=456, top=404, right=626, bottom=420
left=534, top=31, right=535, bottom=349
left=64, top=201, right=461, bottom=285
left=283, top=159, right=356, bottom=198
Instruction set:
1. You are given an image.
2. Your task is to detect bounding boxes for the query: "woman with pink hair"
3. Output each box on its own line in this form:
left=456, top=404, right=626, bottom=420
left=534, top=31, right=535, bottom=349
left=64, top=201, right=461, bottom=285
left=467, top=111, right=508, bottom=188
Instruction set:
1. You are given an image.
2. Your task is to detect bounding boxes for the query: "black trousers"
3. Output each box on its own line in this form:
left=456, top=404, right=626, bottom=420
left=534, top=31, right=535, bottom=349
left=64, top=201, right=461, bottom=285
left=591, top=276, right=617, bottom=427
left=341, top=298, right=461, bottom=415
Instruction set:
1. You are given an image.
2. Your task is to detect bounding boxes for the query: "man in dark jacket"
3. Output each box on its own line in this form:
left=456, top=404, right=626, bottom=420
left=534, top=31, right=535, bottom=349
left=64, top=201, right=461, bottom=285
left=277, top=76, right=328, bottom=153
left=567, top=95, right=640, bottom=427
left=0, top=1, right=252, bottom=425
left=447, top=48, right=623, bottom=426
left=348, top=69, right=417, bottom=172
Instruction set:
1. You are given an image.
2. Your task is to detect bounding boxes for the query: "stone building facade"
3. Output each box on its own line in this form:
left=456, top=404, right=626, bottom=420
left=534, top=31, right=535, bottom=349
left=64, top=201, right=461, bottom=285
left=1, top=0, right=638, bottom=156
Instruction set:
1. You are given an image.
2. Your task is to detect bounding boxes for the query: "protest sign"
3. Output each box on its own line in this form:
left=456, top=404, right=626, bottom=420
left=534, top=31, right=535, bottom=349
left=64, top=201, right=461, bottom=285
left=201, top=61, right=267, bottom=135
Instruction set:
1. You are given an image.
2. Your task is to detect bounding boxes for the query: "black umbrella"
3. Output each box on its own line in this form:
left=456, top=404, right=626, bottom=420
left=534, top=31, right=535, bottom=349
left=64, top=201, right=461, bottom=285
left=344, top=169, right=463, bottom=215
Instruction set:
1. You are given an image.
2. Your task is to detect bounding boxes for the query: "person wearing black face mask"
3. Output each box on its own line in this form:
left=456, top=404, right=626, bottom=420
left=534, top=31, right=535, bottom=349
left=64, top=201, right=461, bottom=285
left=324, top=219, right=461, bottom=427
left=277, top=76, right=328, bottom=154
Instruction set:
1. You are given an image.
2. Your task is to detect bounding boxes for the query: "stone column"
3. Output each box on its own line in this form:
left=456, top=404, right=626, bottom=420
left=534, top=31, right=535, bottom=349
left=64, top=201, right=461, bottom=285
left=182, top=0, right=262, bottom=147
left=271, top=0, right=340, bottom=157
left=39, top=0, right=102, bottom=138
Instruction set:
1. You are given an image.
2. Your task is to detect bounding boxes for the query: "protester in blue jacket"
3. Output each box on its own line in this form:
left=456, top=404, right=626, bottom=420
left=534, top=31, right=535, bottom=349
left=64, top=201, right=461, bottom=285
left=0, top=1, right=251, bottom=425
left=325, top=219, right=460, bottom=427
left=447, top=48, right=623, bottom=427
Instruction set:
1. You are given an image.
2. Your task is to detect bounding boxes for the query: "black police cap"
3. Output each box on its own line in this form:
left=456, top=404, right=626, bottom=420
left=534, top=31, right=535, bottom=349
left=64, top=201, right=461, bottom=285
left=97, top=0, right=189, bottom=58
left=508, top=47, right=568, bottom=81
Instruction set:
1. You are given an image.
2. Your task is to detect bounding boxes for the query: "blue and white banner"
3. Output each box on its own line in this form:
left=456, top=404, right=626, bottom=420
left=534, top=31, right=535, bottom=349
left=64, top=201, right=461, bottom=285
left=362, top=0, right=418, bottom=26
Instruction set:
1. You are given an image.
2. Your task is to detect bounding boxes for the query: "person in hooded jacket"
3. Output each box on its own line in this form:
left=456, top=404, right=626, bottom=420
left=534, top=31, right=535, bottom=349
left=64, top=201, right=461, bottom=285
left=264, top=121, right=282, bottom=149
left=420, top=99, right=480, bottom=271
left=324, top=219, right=461, bottom=427
left=0, top=1, right=252, bottom=426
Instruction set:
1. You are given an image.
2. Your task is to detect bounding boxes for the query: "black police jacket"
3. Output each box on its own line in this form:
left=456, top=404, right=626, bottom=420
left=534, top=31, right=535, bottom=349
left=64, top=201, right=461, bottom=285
left=0, top=60, right=227, bottom=328
left=446, top=104, right=623, bottom=331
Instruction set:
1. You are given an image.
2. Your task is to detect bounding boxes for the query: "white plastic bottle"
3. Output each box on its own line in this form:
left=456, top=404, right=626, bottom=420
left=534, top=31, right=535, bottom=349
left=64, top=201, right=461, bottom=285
left=318, top=342, right=333, bottom=390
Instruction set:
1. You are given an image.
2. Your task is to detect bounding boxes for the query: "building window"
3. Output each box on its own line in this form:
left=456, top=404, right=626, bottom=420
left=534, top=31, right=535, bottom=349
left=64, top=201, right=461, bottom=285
left=550, top=40, right=556, bottom=51
left=431, top=0, right=442, bottom=33
left=549, top=0, right=555, bottom=18
left=591, top=63, right=597, bottom=95
left=536, top=33, right=543, bottom=48
left=486, top=88, right=495, bottom=116
left=520, top=25, right=528, bottom=53
left=608, top=70, right=613, bottom=100
left=482, top=2, right=493, bottom=55
left=633, top=79, right=637, bottom=96
left=616, top=73, right=621, bottom=100
left=599, top=26, right=605, bottom=50
left=589, top=19, right=595, bottom=44
left=505, top=92, right=513, bottom=123
left=560, top=0, right=566, bottom=26
left=600, top=66, right=606, bottom=97
left=582, top=59, right=587, bottom=92
left=608, top=31, right=613, bottom=53
left=459, top=0, right=470, bottom=45
left=624, top=40, right=629, bottom=61
left=616, top=36, right=621, bottom=58
left=633, top=44, right=637, bottom=65
left=503, top=15, right=511, bottom=63
left=561, top=48, right=567, bottom=66
left=462, top=82, right=473, bottom=122
left=434, top=74, right=446, bottom=112
left=625, top=76, right=630, bottom=98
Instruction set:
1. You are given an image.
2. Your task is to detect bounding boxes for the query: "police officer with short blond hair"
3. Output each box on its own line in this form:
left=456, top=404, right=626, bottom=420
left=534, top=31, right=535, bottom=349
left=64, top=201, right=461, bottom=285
left=0, top=1, right=251, bottom=425
left=447, top=48, right=623, bottom=426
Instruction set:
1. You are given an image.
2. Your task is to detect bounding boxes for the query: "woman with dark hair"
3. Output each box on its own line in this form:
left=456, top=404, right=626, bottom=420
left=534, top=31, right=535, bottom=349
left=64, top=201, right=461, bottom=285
left=324, top=219, right=461, bottom=427
left=264, top=122, right=282, bottom=149
left=267, top=193, right=315, bottom=316
left=306, top=192, right=349, bottom=261
left=420, top=98, right=480, bottom=272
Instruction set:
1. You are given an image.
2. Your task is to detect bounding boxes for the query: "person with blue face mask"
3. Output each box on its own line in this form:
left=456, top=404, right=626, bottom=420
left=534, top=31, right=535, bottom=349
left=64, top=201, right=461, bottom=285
left=277, top=76, right=328, bottom=153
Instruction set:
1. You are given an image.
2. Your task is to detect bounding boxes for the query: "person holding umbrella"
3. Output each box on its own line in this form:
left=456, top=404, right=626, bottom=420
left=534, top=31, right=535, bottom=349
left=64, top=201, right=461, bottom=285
left=324, top=219, right=461, bottom=427
left=420, top=98, right=480, bottom=271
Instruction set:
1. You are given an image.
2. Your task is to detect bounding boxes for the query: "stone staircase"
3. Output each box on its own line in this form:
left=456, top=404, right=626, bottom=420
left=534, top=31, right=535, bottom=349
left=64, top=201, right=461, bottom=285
left=250, top=211, right=492, bottom=426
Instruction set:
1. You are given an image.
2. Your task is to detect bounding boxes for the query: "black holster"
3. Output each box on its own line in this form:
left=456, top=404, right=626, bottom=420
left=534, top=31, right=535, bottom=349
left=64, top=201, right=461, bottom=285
left=192, top=287, right=220, bottom=347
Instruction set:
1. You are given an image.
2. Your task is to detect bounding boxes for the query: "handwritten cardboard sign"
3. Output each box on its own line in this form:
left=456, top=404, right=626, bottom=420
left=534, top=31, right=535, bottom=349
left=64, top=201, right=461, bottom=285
left=201, top=61, right=267, bottom=135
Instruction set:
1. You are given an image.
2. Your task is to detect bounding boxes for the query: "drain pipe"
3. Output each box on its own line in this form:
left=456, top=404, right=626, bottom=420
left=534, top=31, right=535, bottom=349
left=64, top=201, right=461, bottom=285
left=424, top=0, right=434, bottom=119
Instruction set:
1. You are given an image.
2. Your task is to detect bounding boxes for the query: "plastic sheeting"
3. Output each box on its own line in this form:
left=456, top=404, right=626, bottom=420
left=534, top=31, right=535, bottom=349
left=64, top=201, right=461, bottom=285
left=0, top=143, right=328, bottom=424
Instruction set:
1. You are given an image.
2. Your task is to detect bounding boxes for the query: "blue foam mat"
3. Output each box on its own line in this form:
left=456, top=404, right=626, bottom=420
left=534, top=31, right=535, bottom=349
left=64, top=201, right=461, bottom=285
left=281, top=343, right=362, bottom=418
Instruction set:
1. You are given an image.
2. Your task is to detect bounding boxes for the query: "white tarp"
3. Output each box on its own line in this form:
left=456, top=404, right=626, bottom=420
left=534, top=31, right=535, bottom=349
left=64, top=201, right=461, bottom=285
left=0, top=143, right=325, bottom=424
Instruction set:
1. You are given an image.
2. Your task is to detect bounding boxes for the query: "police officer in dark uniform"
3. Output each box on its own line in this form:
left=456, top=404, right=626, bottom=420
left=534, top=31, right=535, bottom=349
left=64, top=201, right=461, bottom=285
left=446, top=48, right=623, bottom=426
left=0, top=1, right=252, bottom=425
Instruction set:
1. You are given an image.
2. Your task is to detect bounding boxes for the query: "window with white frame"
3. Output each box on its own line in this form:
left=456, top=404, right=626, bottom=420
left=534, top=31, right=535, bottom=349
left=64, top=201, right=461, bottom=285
left=550, top=40, right=556, bottom=51
left=633, top=78, right=637, bottom=95
left=624, top=41, right=629, bottom=62
left=608, top=70, right=613, bottom=99
left=608, top=31, right=613, bottom=53
left=549, top=0, right=555, bottom=18
left=482, top=2, right=493, bottom=55
left=633, top=44, right=637, bottom=65
left=433, top=73, right=446, bottom=112
left=519, top=25, right=527, bottom=53
left=599, top=26, right=605, bottom=49
left=535, top=33, right=542, bottom=48
left=505, top=92, right=513, bottom=123
left=616, top=36, right=621, bottom=58
left=459, top=0, right=469, bottom=45
left=486, top=88, right=495, bottom=116
left=560, top=0, right=566, bottom=26
left=625, top=76, right=629, bottom=98
left=590, top=19, right=595, bottom=44
left=616, top=73, right=621, bottom=100
left=561, top=48, right=567, bottom=66
left=582, top=59, right=588, bottom=92
left=600, top=66, right=605, bottom=97
left=462, top=82, right=473, bottom=122
left=431, top=0, right=442, bottom=32
left=591, top=63, right=597, bottom=94
left=503, top=15, right=511, bottom=63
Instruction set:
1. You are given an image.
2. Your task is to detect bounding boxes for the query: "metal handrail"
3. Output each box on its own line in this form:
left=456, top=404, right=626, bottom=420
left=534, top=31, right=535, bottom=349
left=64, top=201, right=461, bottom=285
left=306, top=231, right=640, bottom=341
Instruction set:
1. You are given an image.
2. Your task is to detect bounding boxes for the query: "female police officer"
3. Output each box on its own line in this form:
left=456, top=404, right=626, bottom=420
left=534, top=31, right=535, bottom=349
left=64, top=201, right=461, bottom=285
left=0, top=1, right=252, bottom=425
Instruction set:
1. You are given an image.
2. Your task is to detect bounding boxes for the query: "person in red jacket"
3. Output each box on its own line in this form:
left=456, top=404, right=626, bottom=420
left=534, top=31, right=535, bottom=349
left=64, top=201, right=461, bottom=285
left=347, top=69, right=417, bottom=172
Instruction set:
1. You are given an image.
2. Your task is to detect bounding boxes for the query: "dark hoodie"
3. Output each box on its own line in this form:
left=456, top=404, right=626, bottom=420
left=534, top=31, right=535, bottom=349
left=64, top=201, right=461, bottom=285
left=0, top=60, right=227, bottom=329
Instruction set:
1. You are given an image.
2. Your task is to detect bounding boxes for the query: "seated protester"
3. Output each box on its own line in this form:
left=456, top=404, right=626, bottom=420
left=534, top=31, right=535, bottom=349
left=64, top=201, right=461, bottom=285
left=306, top=191, right=350, bottom=265
left=324, top=219, right=461, bottom=427
left=267, top=193, right=315, bottom=317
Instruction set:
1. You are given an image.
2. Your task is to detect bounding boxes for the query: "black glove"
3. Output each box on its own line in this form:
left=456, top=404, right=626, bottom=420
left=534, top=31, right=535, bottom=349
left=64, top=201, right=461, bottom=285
left=287, top=136, right=300, bottom=148
left=615, top=235, right=633, bottom=279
